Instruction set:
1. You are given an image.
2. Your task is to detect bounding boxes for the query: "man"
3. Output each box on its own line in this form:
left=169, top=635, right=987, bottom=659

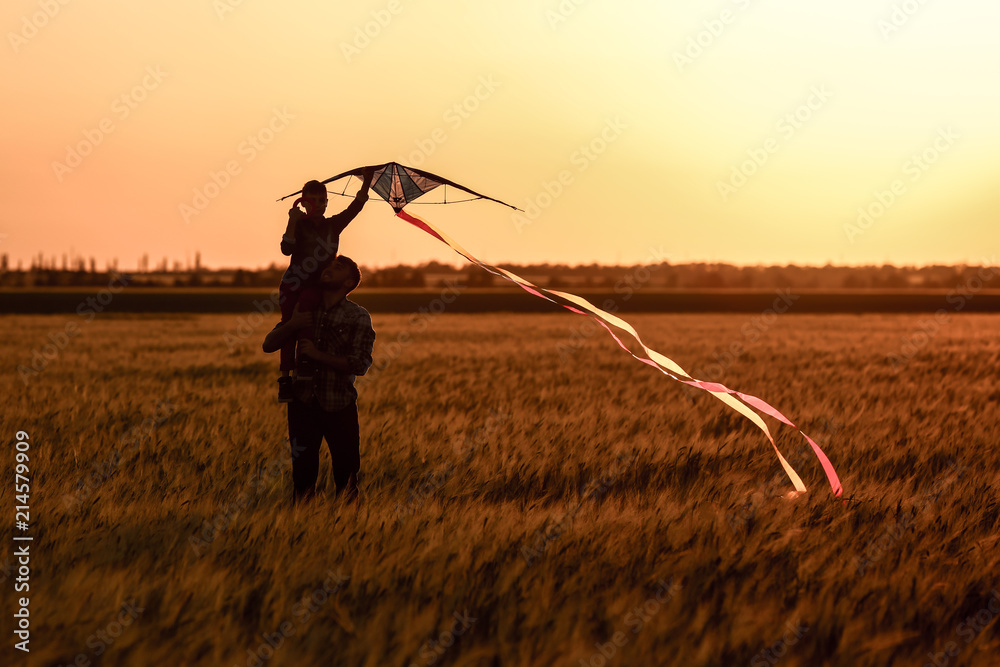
left=275, top=168, right=374, bottom=403
left=263, top=255, right=375, bottom=504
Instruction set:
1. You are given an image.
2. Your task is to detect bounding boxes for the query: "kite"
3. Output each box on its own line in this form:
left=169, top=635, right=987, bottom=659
left=279, top=162, right=521, bottom=213
left=278, top=162, right=843, bottom=498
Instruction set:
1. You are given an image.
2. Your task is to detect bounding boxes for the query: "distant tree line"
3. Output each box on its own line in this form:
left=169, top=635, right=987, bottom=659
left=0, top=253, right=995, bottom=290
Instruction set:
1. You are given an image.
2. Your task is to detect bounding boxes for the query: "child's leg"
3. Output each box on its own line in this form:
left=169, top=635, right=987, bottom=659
left=278, top=282, right=299, bottom=374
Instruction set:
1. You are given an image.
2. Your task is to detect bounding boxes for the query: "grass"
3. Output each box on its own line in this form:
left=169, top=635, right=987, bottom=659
left=1, top=311, right=998, bottom=666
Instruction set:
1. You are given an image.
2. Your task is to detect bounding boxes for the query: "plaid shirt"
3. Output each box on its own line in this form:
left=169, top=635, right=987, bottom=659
left=294, top=298, right=375, bottom=411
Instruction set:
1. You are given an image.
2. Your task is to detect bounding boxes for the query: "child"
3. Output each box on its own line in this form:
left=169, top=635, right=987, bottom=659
left=277, top=167, right=375, bottom=401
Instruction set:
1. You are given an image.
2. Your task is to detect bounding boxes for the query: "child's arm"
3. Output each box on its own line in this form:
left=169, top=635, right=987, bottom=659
left=327, top=167, right=375, bottom=235
left=281, top=198, right=305, bottom=256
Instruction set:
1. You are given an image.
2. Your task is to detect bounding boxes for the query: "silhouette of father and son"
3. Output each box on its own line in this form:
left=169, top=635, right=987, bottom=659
left=262, top=167, right=376, bottom=505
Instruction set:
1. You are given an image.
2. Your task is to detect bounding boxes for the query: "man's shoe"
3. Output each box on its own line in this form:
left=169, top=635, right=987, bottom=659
left=277, top=376, right=294, bottom=403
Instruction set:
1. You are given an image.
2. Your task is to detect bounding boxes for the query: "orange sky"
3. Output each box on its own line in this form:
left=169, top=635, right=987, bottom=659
left=3, top=1, right=999, bottom=270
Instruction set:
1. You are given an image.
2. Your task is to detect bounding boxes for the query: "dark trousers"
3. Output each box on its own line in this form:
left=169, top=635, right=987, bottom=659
left=287, top=399, right=360, bottom=502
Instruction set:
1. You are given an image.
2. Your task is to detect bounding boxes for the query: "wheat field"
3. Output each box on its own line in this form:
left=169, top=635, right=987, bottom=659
left=1, top=310, right=999, bottom=666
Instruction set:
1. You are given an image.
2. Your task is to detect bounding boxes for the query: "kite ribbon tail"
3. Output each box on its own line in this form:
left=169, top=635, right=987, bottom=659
left=396, top=210, right=557, bottom=303
left=395, top=209, right=842, bottom=497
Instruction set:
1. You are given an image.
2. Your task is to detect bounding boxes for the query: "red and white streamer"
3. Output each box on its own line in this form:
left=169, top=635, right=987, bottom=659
left=396, top=209, right=843, bottom=497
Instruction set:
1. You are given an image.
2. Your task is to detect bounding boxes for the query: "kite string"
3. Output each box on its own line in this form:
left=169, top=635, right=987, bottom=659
left=395, top=209, right=842, bottom=497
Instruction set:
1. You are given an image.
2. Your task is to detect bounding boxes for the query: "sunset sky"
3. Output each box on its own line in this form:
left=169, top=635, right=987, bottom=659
left=3, top=1, right=999, bottom=270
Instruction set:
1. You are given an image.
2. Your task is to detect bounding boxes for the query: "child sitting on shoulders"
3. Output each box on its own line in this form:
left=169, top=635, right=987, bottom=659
left=276, top=167, right=374, bottom=401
